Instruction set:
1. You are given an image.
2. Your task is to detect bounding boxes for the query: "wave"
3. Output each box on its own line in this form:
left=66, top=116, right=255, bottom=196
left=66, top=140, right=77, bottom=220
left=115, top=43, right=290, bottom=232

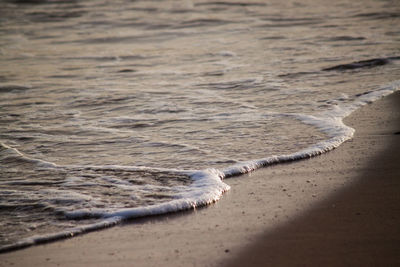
left=0, top=145, right=229, bottom=252
left=223, top=81, right=400, bottom=176
left=0, top=81, right=399, bottom=253
left=322, top=56, right=400, bottom=71
left=279, top=56, right=400, bottom=78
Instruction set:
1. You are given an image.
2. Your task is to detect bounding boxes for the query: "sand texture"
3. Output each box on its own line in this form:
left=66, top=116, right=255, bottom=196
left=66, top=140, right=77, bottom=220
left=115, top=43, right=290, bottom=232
left=1, top=92, right=399, bottom=267
left=225, top=92, right=400, bottom=266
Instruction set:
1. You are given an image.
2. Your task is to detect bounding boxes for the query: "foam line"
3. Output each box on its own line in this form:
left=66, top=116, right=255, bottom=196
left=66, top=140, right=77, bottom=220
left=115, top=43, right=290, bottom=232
left=221, top=80, right=400, bottom=178
left=1, top=80, right=398, bottom=254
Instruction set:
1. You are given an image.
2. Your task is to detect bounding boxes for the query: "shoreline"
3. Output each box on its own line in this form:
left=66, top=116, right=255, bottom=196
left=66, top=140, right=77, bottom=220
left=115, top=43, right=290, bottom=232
left=1, top=91, right=399, bottom=266
left=225, top=91, right=400, bottom=266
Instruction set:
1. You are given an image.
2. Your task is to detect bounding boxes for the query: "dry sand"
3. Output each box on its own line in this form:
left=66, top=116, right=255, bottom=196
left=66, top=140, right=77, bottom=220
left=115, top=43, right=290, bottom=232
left=0, top=91, right=399, bottom=267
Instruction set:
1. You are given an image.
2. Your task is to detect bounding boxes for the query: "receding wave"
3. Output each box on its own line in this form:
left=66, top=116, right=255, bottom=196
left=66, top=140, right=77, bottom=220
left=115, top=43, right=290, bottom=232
left=222, top=81, right=400, bottom=177
left=1, top=81, right=399, bottom=253
left=1, top=0, right=399, bottom=255
left=0, top=142, right=229, bottom=253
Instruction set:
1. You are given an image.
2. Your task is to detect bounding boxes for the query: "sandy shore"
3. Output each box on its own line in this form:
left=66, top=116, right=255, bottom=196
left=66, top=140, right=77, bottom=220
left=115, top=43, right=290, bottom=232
left=1, top=91, right=399, bottom=267
left=225, top=91, right=400, bottom=267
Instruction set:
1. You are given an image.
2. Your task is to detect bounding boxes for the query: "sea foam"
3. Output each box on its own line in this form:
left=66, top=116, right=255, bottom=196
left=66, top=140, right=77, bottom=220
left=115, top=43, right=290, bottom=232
left=1, top=81, right=398, bottom=253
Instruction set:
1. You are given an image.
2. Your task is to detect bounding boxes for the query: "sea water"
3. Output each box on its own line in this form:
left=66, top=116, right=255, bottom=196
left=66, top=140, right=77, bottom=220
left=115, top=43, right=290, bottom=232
left=0, top=0, right=399, bottom=252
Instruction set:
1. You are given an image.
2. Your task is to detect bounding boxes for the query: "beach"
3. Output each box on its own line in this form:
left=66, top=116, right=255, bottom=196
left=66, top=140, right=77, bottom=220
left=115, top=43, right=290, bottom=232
left=1, top=91, right=399, bottom=266
left=1, top=0, right=399, bottom=265
left=226, top=92, right=400, bottom=266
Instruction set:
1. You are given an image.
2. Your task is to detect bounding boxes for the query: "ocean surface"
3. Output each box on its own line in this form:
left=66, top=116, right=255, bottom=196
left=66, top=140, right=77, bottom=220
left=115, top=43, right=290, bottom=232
left=0, top=0, right=399, bottom=252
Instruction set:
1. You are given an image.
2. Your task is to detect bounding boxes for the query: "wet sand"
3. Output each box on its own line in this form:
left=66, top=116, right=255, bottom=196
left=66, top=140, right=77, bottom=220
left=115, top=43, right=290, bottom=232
left=0, top=91, right=399, bottom=266
left=226, top=91, right=400, bottom=267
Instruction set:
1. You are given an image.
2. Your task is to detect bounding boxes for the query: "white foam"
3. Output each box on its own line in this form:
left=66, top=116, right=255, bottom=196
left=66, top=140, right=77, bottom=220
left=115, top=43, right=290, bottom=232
left=1, top=80, right=398, bottom=253
left=61, top=168, right=229, bottom=219
left=222, top=80, right=400, bottom=178
left=0, top=168, right=229, bottom=252
left=0, top=217, right=123, bottom=253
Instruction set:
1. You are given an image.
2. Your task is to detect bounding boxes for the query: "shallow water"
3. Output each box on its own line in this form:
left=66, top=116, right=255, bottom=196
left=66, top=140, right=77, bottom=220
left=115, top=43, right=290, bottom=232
left=0, top=0, right=399, bottom=251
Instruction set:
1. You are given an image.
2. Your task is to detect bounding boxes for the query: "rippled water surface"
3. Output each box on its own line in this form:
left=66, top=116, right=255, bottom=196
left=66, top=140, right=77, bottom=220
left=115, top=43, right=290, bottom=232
left=0, top=0, right=399, bottom=250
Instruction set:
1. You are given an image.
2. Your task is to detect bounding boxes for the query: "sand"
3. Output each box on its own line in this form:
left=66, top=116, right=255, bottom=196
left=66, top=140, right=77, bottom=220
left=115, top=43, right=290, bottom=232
left=0, top=91, right=399, bottom=267
left=225, top=91, right=400, bottom=266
